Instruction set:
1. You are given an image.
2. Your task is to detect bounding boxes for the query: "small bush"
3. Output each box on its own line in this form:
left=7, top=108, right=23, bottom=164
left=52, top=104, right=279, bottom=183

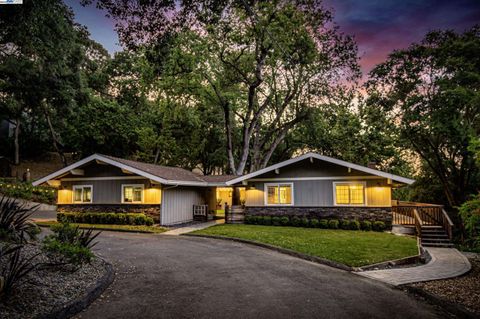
left=43, top=237, right=94, bottom=265
left=57, top=212, right=154, bottom=226
left=272, top=216, right=281, bottom=226
left=318, top=219, right=328, bottom=229
left=372, top=221, right=386, bottom=232
left=300, top=217, right=310, bottom=227
left=340, top=220, right=350, bottom=230
left=263, top=216, right=272, bottom=226
left=244, top=215, right=253, bottom=224
left=349, top=220, right=361, bottom=230
left=291, top=216, right=301, bottom=227
left=310, top=218, right=319, bottom=228
left=328, top=219, right=339, bottom=229
left=280, top=216, right=290, bottom=226
left=459, top=195, right=480, bottom=251
left=0, top=196, right=39, bottom=243
left=360, top=220, right=372, bottom=231
left=43, top=222, right=100, bottom=266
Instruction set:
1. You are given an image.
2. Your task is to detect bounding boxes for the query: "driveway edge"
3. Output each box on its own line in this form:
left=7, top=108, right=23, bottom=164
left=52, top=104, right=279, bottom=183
left=402, top=285, right=479, bottom=319
left=184, top=233, right=354, bottom=271
left=38, top=258, right=115, bottom=319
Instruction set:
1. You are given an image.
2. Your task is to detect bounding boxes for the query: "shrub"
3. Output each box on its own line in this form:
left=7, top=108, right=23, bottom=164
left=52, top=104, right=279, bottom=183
left=301, top=217, right=310, bottom=227
left=0, top=181, right=55, bottom=205
left=310, top=218, right=319, bottom=228
left=0, top=244, right=40, bottom=299
left=43, top=222, right=100, bottom=266
left=327, top=219, right=339, bottom=229
left=349, top=220, right=361, bottom=230
left=57, top=212, right=154, bottom=226
left=360, top=220, right=372, bottom=231
left=340, top=220, right=350, bottom=230
left=459, top=195, right=480, bottom=251
left=319, top=219, right=328, bottom=229
left=280, top=216, right=290, bottom=226
left=0, top=196, right=39, bottom=243
left=372, top=221, right=386, bottom=232
left=272, top=216, right=281, bottom=226
left=42, top=238, right=94, bottom=265
left=244, top=215, right=253, bottom=224
left=262, top=216, right=272, bottom=226
left=291, top=216, right=301, bottom=227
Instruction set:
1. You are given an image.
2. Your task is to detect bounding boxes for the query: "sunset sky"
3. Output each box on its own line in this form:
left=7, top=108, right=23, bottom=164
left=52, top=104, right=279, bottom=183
left=65, top=0, right=480, bottom=75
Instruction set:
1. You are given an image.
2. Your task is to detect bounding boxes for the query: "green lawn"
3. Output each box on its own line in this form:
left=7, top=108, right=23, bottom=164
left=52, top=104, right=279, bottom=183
left=192, top=224, right=418, bottom=267
left=35, top=221, right=168, bottom=234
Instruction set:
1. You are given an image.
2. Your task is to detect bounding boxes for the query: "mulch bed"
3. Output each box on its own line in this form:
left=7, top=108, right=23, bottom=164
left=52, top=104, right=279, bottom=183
left=410, top=254, right=480, bottom=315
left=0, top=243, right=107, bottom=319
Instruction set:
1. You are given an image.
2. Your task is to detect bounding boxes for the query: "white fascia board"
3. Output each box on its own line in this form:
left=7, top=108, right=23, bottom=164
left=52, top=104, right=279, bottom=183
left=226, top=152, right=415, bottom=186
left=32, top=154, right=169, bottom=186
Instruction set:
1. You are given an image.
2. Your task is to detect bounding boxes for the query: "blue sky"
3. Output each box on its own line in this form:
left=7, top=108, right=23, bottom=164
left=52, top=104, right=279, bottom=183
left=64, top=0, right=480, bottom=74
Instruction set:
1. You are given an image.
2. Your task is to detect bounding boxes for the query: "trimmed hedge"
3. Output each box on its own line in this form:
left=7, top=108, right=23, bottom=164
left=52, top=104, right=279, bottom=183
left=244, top=215, right=387, bottom=232
left=58, top=212, right=154, bottom=226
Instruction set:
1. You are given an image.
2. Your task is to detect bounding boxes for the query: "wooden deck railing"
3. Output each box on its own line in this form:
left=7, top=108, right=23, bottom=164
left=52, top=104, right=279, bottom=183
left=392, top=201, right=453, bottom=239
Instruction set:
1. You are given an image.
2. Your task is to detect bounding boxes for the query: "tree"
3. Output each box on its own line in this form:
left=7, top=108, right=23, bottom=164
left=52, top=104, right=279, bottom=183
left=85, top=0, right=359, bottom=175
left=367, top=26, right=480, bottom=208
left=0, top=0, right=97, bottom=166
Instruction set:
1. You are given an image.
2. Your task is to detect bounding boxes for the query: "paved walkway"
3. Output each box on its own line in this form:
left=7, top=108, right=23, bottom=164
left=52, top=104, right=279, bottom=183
left=357, top=248, right=471, bottom=286
left=161, top=219, right=223, bottom=235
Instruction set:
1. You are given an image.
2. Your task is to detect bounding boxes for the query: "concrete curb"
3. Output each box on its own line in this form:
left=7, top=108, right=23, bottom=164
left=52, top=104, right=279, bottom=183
left=357, top=242, right=428, bottom=271
left=402, top=285, right=479, bottom=319
left=38, top=258, right=115, bottom=319
left=184, top=233, right=354, bottom=271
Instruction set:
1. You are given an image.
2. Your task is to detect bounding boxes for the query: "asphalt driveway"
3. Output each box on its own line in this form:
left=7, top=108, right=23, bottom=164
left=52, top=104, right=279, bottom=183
left=76, top=232, right=449, bottom=319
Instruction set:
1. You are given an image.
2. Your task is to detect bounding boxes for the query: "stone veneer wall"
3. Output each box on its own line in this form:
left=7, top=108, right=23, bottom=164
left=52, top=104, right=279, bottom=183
left=57, top=204, right=161, bottom=223
left=245, top=206, right=392, bottom=226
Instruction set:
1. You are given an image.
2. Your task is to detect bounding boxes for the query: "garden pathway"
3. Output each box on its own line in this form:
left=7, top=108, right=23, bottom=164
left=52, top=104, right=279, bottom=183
left=356, top=248, right=471, bottom=286
left=161, top=219, right=224, bottom=235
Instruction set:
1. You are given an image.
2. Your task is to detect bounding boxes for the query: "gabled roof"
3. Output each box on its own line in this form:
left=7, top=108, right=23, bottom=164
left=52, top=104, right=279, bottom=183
left=32, top=154, right=212, bottom=187
left=226, top=152, right=415, bottom=185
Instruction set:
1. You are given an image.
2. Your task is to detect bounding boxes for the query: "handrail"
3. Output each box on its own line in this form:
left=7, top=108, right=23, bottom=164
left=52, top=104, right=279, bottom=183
left=441, top=208, right=454, bottom=240
left=441, top=208, right=454, bottom=226
left=413, top=208, right=423, bottom=238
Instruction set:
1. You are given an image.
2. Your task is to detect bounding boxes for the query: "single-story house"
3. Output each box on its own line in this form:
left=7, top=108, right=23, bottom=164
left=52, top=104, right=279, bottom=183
left=32, top=153, right=414, bottom=226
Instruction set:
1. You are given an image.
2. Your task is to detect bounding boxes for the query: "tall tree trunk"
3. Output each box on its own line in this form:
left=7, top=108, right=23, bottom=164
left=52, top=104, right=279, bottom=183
left=43, top=106, right=67, bottom=167
left=154, top=147, right=160, bottom=165
left=223, top=103, right=236, bottom=174
left=13, top=118, right=20, bottom=165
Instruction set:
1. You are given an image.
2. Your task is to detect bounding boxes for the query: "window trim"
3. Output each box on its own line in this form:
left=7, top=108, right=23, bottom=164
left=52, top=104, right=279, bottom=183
left=264, top=182, right=294, bottom=206
left=121, top=184, right=145, bottom=204
left=333, top=181, right=367, bottom=206
left=72, top=185, right=93, bottom=204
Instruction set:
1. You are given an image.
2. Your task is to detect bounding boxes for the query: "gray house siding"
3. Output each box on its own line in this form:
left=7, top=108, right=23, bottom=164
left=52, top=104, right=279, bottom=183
left=245, top=178, right=390, bottom=207
left=161, top=186, right=205, bottom=225
left=61, top=179, right=149, bottom=204
left=258, top=159, right=369, bottom=178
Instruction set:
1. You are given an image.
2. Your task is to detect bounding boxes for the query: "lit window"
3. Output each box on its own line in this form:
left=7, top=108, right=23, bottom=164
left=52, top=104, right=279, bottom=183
left=122, top=184, right=144, bottom=203
left=73, top=185, right=92, bottom=203
left=266, top=183, right=293, bottom=205
left=334, top=183, right=365, bottom=205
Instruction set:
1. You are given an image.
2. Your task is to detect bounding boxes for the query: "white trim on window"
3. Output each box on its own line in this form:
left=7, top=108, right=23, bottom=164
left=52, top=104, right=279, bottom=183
left=121, top=184, right=144, bottom=204
left=72, top=185, right=93, bottom=204
left=332, top=181, right=367, bottom=206
left=264, top=182, right=294, bottom=206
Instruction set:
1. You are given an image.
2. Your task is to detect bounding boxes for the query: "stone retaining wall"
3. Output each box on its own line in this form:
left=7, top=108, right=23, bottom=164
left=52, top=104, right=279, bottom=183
left=245, top=206, right=392, bottom=225
left=57, top=204, right=161, bottom=223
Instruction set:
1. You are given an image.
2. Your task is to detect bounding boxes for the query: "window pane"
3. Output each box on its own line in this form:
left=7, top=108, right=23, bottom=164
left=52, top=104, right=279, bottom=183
left=133, top=187, right=142, bottom=202
left=74, top=188, right=82, bottom=202
left=335, top=185, right=350, bottom=204
left=267, top=186, right=278, bottom=204
left=124, top=187, right=133, bottom=202
left=279, top=185, right=292, bottom=204
left=83, top=187, right=92, bottom=202
left=350, top=185, right=364, bottom=204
